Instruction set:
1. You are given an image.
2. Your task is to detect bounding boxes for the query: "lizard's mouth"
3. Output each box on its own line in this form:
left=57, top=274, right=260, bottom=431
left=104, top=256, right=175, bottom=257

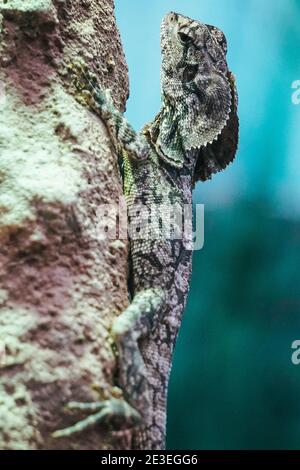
left=160, top=14, right=180, bottom=83
left=160, top=12, right=179, bottom=52
left=160, top=15, right=169, bottom=52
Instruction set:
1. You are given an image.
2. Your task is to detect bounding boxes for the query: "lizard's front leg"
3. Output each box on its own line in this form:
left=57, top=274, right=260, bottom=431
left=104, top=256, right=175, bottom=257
left=68, top=60, right=150, bottom=161
left=52, top=287, right=165, bottom=437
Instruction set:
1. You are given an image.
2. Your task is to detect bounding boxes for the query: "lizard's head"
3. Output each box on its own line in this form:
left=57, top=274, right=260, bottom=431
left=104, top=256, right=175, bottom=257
left=156, top=12, right=238, bottom=181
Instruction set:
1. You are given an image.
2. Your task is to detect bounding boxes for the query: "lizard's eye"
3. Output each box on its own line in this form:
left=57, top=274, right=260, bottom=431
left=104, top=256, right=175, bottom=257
left=169, top=12, right=178, bottom=22
left=183, top=64, right=198, bottom=82
left=178, top=32, right=192, bottom=45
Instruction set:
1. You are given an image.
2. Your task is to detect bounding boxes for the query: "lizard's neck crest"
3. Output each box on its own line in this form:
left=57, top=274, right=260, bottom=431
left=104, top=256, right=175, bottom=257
left=142, top=106, right=186, bottom=169
left=177, top=70, right=232, bottom=151
left=142, top=71, right=238, bottom=183
left=158, top=68, right=233, bottom=154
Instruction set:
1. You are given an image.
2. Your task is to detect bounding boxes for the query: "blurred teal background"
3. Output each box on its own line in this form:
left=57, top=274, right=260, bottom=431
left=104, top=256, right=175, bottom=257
left=115, top=0, right=300, bottom=449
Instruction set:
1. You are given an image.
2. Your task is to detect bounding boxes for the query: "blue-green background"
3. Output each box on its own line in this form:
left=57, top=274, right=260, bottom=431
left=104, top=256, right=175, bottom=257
left=115, top=0, right=300, bottom=449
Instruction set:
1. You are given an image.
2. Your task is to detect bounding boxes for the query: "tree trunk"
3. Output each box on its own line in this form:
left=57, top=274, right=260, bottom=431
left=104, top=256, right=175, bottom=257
left=0, top=0, right=138, bottom=450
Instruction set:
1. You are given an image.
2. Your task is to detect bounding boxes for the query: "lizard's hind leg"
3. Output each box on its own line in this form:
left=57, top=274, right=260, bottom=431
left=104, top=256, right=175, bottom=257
left=52, top=287, right=165, bottom=438
left=111, top=287, right=165, bottom=418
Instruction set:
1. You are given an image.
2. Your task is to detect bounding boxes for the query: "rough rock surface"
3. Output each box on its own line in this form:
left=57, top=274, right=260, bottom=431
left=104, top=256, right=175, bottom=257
left=0, top=0, right=132, bottom=449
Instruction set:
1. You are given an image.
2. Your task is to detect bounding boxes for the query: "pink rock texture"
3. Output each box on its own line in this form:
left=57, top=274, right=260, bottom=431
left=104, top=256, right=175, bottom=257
left=0, top=0, right=133, bottom=449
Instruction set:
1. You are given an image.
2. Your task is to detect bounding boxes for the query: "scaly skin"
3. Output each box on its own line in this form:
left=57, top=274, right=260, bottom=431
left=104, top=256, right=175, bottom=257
left=53, top=12, right=239, bottom=449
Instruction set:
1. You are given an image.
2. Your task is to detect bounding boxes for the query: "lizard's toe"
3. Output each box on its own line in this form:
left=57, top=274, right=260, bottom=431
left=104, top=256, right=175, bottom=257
left=52, top=397, right=142, bottom=438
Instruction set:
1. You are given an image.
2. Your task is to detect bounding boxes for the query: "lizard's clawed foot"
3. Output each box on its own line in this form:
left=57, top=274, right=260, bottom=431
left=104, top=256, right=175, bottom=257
left=52, top=396, right=142, bottom=438
left=68, top=59, right=113, bottom=109
left=68, top=59, right=98, bottom=96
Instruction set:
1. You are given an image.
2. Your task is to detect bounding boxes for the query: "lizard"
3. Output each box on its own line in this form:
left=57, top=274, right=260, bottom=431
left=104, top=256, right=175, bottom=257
left=52, top=12, right=239, bottom=449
